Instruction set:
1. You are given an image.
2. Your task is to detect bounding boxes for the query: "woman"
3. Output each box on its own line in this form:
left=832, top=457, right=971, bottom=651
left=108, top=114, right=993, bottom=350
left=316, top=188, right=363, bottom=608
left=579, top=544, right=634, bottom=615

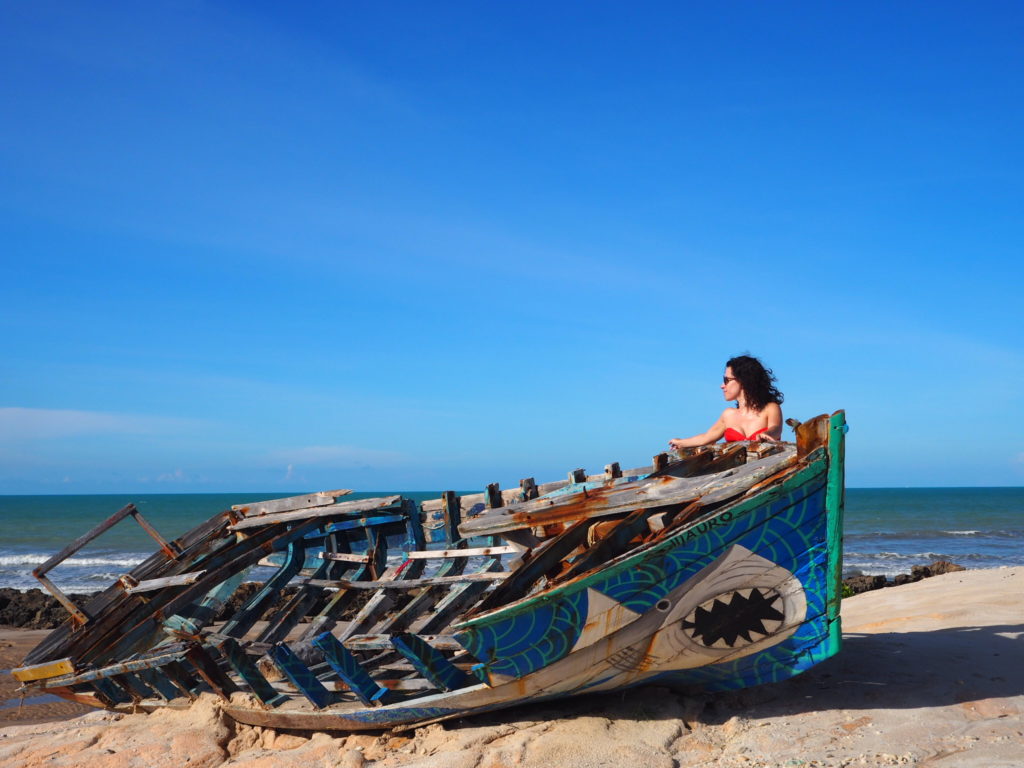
left=668, top=355, right=784, bottom=449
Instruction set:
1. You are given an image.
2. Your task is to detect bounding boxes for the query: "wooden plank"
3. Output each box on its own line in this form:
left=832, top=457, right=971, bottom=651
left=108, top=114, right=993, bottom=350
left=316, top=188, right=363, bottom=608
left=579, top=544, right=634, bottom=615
left=534, top=479, right=571, bottom=496
left=269, top=643, right=333, bottom=709
left=303, top=571, right=508, bottom=590
left=391, top=633, right=472, bottom=692
left=31, top=645, right=192, bottom=689
left=111, top=673, right=152, bottom=702
left=232, top=490, right=353, bottom=516
left=33, top=504, right=137, bottom=578
left=164, top=661, right=201, bottom=701
left=604, top=462, right=622, bottom=480
left=312, top=632, right=393, bottom=707
left=254, top=541, right=338, bottom=646
left=404, top=546, right=517, bottom=559
left=300, top=527, right=379, bottom=641
left=93, top=520, right=322, bottom=666
left=687, top=450, right=799, bottom=505
left=185, top=645, right=239, bottom=701
left=796, top=413, right=830, bottom=457
left=467, top=518, right=593, bottom=616
left=420, top=488, right=520, bottom=514
left=10, top=657, right=76, bottom=683
left=216, top=637, right=282, bottom=706
left=318, top=552, right=371, bottom=563
left=93, top=678, right=131, bottom=705
left=375, top=492, right=471, bottom=635
left=218, top=537, right=307, bottom=640
left=568, top=468, right=587, bottom=483
left=230, top=496, right=401, bottom=530
left=124, top=570, right=207, bottom=593
left=322, top=513, right=406, bottom=535
left=485, top=483, right=502, bottom=509
left=336, top=505, right=425, bottom=640
left=30, top=503, right=146, bottom=625
left=519, top=478, right=538, bottom=501
left=441, top=491, right=463, bottom=547
left=459, top=447, right=795, bottom=538
left=409, top=561, right=502, bottom=635
left=341, top=634, right=463, bottom=651
left=129, top=508, right=180, bottom=559
left=137, top=669, right=180, bottom=702
left=825, top=410, right=847, bottom=638
left=556, top=507, right=656, bottom=583
left=23, top=511, right=234, bottom=665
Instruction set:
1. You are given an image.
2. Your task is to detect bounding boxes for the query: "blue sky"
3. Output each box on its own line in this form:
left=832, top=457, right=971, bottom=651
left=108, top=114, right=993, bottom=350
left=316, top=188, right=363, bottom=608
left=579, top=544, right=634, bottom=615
left=2, top=2, right=1022, bottom=493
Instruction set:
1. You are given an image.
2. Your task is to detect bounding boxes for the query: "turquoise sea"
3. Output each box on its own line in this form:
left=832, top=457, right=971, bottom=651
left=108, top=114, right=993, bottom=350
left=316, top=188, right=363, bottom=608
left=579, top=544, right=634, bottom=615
left=0, top=488, right=1021, bottom=592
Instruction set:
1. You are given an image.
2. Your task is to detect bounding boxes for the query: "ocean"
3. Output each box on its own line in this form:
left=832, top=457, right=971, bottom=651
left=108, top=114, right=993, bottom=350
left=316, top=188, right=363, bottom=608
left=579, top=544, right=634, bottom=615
left=0, top=488, right=1021, bottom=592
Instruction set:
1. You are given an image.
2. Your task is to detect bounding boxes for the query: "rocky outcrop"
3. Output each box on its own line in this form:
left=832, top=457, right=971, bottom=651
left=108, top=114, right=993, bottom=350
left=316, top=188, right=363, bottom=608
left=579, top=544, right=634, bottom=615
left=0, top=588, right=96, bottom=630
left=843, top=560, right=966, bottom=595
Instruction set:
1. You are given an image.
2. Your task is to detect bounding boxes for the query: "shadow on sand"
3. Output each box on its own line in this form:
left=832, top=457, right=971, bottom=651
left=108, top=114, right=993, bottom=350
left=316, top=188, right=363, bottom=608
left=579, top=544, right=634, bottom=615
left=445, top=623, right=1024, bottom=731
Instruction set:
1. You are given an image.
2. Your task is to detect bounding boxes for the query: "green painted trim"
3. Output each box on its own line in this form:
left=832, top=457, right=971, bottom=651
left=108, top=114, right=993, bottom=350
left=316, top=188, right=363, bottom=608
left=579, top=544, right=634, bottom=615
left=825, top=410, right=847, bottom=644
left=453, top=449, right=829, bottom=631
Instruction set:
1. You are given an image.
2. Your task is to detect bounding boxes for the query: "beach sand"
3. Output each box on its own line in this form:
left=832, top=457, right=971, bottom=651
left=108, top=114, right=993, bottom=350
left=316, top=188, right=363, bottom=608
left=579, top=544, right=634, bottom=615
left=1, top=567, right=1021, bottom=767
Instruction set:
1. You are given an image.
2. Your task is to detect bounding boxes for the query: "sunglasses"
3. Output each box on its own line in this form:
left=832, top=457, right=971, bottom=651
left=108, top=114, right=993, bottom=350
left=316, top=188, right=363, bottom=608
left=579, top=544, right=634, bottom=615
left=722, top=376, right=737, bottom=385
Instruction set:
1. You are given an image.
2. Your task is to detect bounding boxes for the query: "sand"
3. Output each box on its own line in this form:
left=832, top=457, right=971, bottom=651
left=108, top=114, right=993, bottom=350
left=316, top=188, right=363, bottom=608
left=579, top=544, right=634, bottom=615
left=1, top=567, right=1021, bottom=767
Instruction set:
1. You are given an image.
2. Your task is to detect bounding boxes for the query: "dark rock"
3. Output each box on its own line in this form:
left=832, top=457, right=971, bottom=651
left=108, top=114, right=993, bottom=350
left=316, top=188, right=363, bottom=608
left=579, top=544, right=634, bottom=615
left=843, top=560, right=967, bottom=597
left=0, top=587, right=97, bottom=629
left=912, top=560, right=967, bottom=579
left=842, top=574, right=888, bottom=595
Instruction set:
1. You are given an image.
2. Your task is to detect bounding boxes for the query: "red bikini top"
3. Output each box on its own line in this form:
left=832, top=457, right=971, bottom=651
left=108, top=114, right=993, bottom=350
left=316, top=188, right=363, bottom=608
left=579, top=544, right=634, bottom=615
left=724, top=427, right=768, bottom=442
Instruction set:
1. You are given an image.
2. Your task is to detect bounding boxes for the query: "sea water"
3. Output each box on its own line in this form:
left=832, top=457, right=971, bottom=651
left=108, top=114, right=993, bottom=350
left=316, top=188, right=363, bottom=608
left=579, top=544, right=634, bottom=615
left=0, top=488, right=1021, bottom=591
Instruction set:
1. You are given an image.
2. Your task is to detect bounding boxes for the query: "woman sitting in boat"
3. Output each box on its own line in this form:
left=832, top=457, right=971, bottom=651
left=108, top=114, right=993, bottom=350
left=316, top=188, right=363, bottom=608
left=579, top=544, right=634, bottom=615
left=668, top=355, right=784, bottom=449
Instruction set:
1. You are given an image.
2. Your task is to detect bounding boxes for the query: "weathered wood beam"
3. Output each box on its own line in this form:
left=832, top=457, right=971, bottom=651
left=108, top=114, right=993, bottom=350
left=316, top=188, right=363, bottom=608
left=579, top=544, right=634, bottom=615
left=404, top=545, right=517, bottom=560
left=269, top=643, right=334, bottom=709
left=318, top=552, right=372, bottom=563
left=216, top=637, right=282, bottom=706
left=229, top=496, right=401, bottom=531
left=391, top=633, right=472, bottom=692
left=340, top=634, right=463, bottom=651
left=123, top=571, right=207, bottom=594
left=231, top=490, right=353, bottom=516
left=312, top=632, right=394, bottom=707
left=304, top=571, right=508, bottom=590
left=466, top=518, right=593, bottom=616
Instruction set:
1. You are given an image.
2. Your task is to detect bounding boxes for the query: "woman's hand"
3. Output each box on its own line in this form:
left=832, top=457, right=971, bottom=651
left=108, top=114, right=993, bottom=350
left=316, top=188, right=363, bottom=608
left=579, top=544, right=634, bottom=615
left=757, top=432, right=778, bottom=442
left=668, top=439, right=686, bottom=450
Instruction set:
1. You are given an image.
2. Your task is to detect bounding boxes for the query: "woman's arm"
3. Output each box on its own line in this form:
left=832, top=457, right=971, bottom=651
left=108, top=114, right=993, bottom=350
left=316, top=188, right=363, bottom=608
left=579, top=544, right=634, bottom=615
left=668, top=412, right=727, bottom=450
left=759, top=403, right=783, bottom=441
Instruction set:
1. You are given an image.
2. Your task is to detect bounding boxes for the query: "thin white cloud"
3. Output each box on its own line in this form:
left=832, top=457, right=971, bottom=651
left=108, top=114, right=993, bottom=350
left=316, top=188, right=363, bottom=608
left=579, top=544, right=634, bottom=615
left=156, top=469, right=187, bottom=483
left=267, top=445, right=403, bottom=468
left=0, top=407, right=203, bottom=441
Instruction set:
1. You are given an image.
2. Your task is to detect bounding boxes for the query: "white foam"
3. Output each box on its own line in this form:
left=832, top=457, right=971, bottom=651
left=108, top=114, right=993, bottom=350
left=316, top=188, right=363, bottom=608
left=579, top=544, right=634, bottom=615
left=0, top=553, right=146, bottom=568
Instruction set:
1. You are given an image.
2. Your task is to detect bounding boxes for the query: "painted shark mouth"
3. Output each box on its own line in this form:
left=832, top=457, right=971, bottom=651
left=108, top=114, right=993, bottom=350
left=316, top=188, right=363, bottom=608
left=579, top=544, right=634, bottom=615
left=561, top=543, right=808, bottom=687
left=680, top=586, right=786, bottom=649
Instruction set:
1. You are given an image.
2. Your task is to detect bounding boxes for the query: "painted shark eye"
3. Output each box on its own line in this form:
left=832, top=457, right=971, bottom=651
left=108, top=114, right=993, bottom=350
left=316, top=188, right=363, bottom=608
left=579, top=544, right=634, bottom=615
left=655, top=599, right=672, bottom=612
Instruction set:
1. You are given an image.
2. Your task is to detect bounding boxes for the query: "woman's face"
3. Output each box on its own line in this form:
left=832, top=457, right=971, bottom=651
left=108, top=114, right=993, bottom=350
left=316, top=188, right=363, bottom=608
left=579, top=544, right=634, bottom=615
left=721, top=366, right=742, bottom=401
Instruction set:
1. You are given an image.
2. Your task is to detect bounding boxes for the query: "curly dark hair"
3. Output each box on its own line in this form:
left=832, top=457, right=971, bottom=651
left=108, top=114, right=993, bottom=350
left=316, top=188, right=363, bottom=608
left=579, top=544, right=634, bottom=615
left=726, top=354, right=783, bottom=412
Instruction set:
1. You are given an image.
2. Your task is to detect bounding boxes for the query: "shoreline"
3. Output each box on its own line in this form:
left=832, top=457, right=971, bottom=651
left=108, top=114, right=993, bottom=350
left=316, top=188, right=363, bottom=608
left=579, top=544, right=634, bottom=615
left=2, top=566, right=1021, bottom=766
left=0, top=560, right=967, bottom=631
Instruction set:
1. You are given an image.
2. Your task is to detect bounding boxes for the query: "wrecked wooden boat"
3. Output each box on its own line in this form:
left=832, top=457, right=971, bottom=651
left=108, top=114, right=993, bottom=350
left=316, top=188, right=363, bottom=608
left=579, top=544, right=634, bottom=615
left=12, top=411, right=847, bottom=730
